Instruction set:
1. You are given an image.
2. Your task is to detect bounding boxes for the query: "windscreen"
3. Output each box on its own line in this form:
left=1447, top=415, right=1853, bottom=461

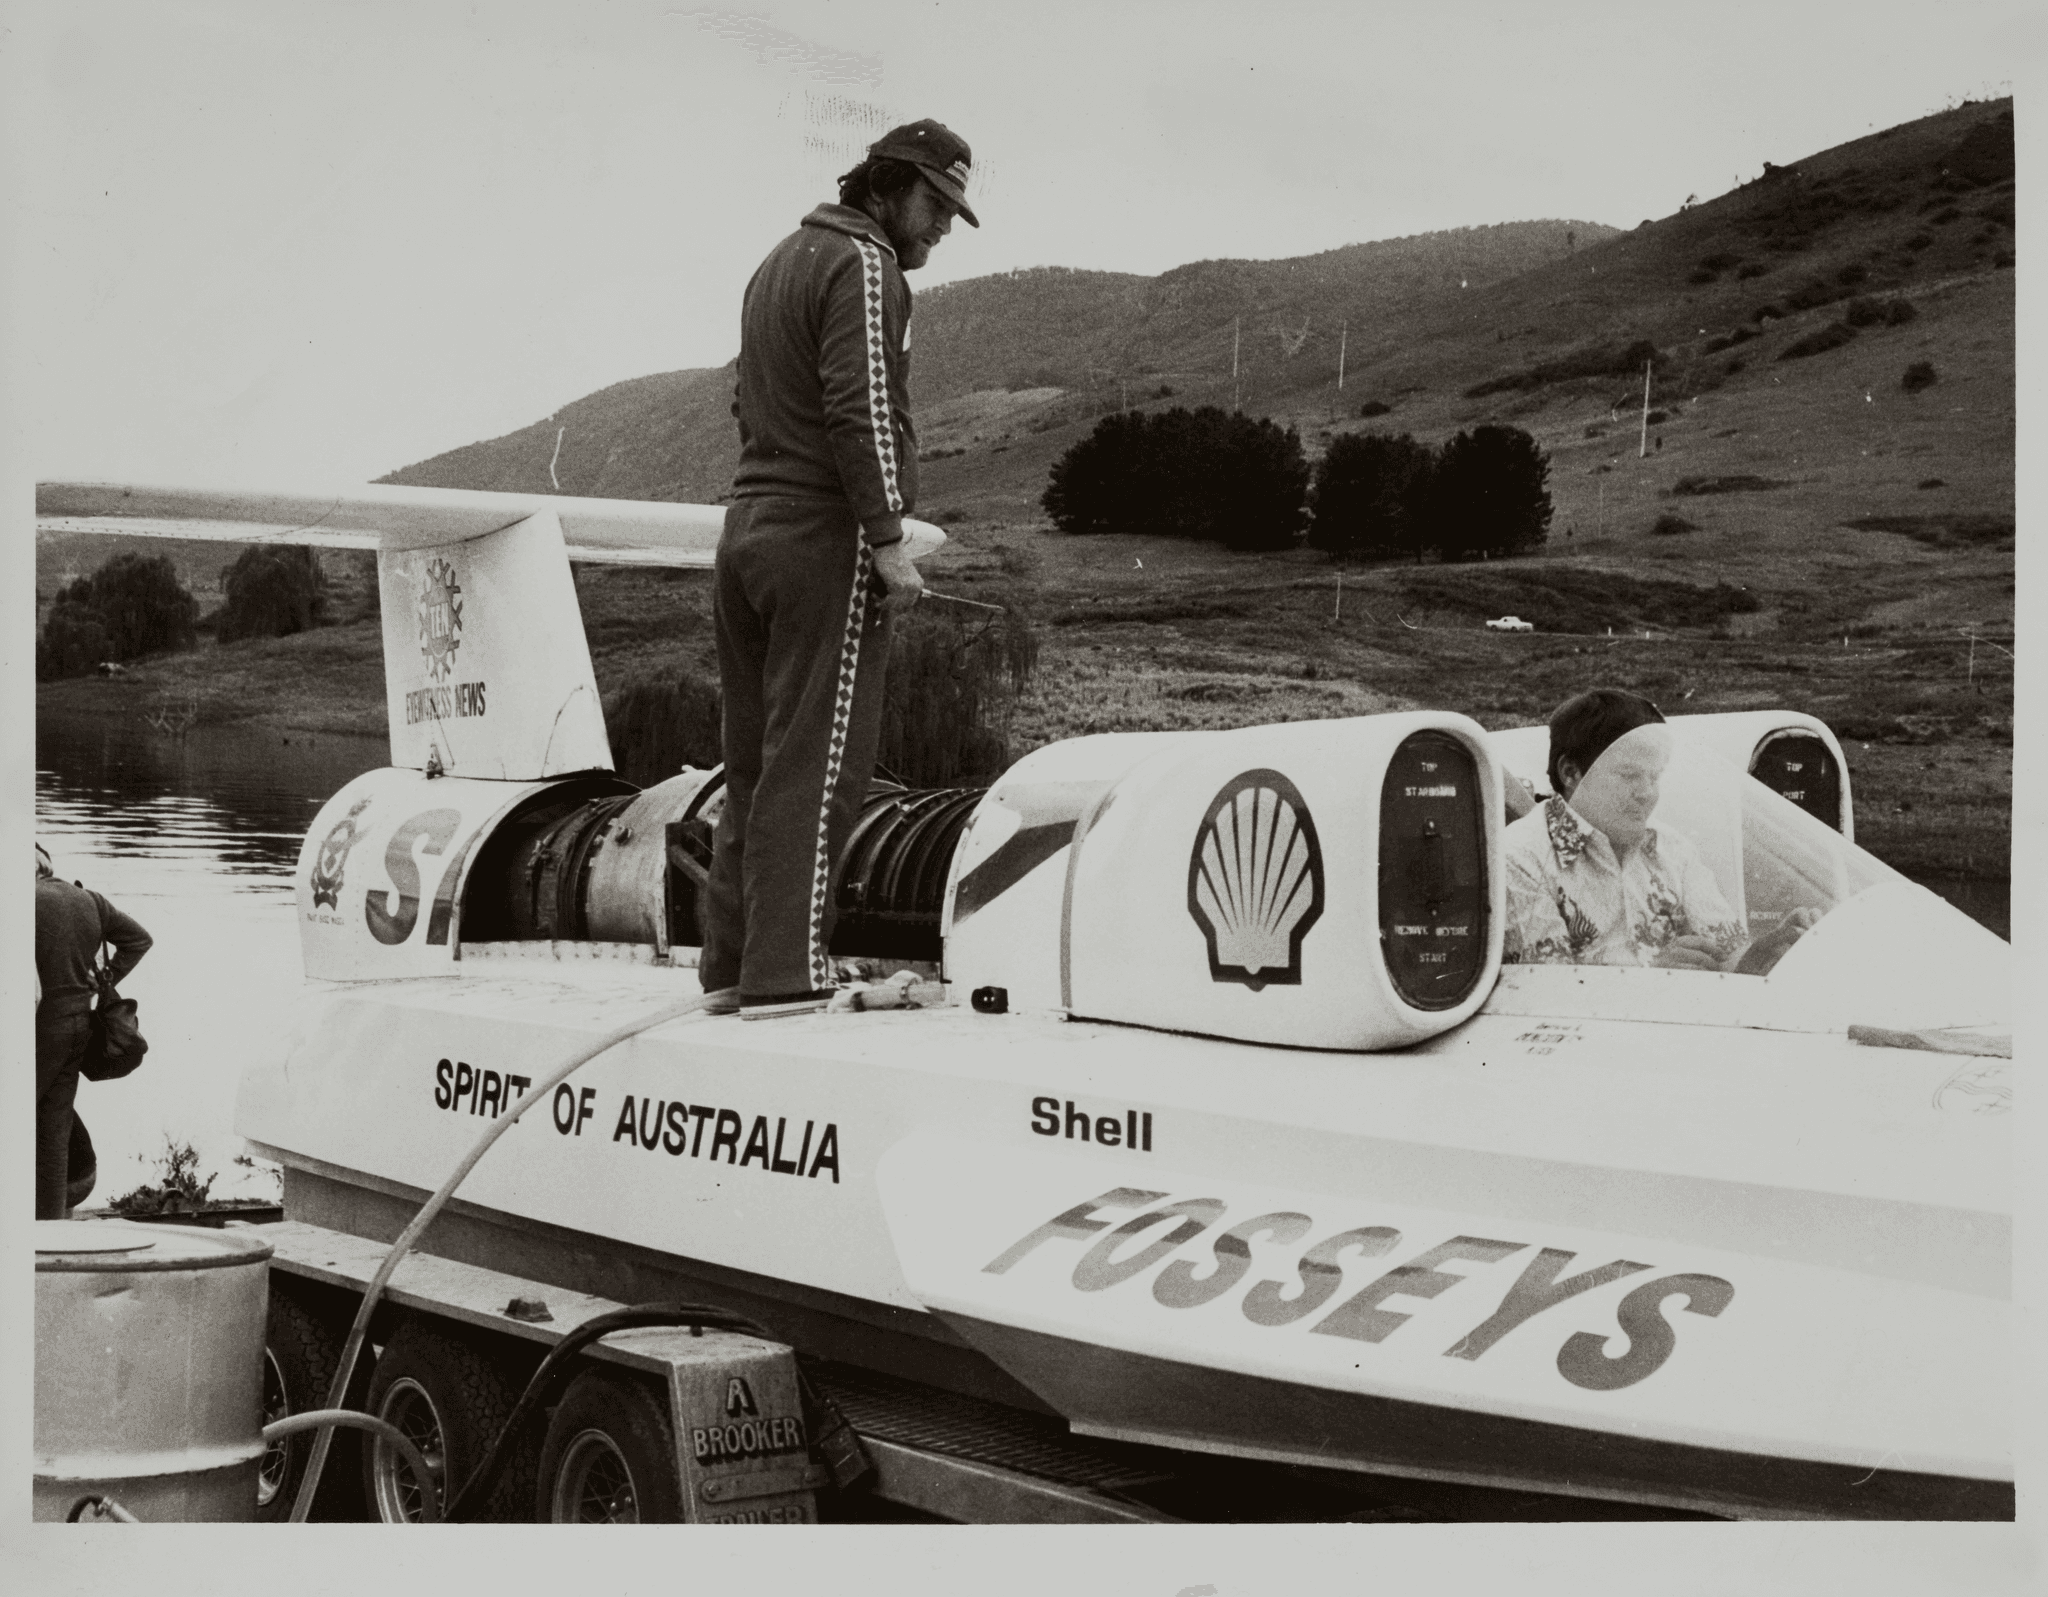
left=1511, top=721, right=1903, bottom=976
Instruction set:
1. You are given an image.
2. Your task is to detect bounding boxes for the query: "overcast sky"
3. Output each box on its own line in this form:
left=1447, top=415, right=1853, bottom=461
left=2, top=0, right=2036, bottom=485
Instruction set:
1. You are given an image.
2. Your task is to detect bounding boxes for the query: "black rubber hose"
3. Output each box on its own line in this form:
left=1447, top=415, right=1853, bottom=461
left=442, top=1302, right=870, bottom=1523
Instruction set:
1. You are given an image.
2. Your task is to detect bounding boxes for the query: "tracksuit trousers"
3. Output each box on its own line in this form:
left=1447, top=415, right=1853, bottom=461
left=35, top=1006, right=89, bottom=1219
left=701, top=496, right=894, bottom=999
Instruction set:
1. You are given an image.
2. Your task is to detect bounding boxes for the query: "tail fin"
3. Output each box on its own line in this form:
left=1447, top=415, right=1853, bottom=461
left=37, top=480, right=945, bottom=781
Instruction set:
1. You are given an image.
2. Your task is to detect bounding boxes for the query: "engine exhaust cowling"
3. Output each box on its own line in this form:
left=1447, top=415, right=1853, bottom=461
left=945, top=713, right=1505, bottom=1051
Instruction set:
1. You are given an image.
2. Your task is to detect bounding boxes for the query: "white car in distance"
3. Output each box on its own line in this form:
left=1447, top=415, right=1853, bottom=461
left=1485, top=615, right=1535, bottom=633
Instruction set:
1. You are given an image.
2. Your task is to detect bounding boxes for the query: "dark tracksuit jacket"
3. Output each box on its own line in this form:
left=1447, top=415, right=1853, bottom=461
left=701, top=204, right=919, bottom=998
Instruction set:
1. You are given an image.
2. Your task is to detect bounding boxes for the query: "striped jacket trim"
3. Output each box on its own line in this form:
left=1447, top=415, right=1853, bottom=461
left=851, top=238, right=905, bottom=515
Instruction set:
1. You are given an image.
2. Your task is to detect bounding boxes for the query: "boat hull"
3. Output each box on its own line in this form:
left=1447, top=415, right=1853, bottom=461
left=237, top=965, right=2010, bottom=1519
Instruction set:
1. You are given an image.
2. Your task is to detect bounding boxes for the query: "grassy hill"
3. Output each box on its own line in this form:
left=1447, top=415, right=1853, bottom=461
left=40, top=99, right=2013, bottom=901
left=376, top=220, right=1610, bottom=500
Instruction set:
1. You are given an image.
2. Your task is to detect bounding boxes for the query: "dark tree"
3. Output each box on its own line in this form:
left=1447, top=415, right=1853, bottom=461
left=216, top=546, right=330, bottom=642
left=40, top=552, right=198, bottom=664
left=1041, top=406, right=1308, bottom=551
left=35, top=600, right=112, bottom=679
left=1204, top=412, right=1312, bottom=552
left=1040, top=411, right=1152, bottom=536
left=1307, top=432, right=1437, bottom=560
left=1426, top=425, right=1553, bottom=560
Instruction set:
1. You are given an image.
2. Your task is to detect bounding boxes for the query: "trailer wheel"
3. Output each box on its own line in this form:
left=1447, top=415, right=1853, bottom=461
left=537, top=1369, right=682, bottom=1523
left=257, top=1284, right=368, bottom=1522
left=361, top=1320, right=533, bottom=1523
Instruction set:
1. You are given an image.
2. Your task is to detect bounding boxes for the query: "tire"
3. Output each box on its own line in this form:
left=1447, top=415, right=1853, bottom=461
left=257, top=1284, right=370, bottom=1522
left=537, top=1369, right=683, bottom=1524
left=360, top=1319, right=537, bottom=1523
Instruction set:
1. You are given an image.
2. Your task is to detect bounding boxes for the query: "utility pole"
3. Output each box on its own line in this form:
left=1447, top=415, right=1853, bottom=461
left=1232, top=316, right=1242, bottom=413
left=1337, top=320, right=1347, bottom=391
left=1638, top=360, right=1653, bottom=459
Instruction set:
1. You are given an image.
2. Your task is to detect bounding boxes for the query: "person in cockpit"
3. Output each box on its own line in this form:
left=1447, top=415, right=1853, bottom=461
left=1503, top=688, right=1814, bottom=972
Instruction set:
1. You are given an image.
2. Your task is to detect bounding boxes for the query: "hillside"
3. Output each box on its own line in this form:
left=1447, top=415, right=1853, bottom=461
left=377, top=220, right=1611, bottom=499
left=377, top=364, right=744, bottom=506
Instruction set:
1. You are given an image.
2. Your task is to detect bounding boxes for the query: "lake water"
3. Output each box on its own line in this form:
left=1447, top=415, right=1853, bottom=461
left=34, top=706, right=2010, bottom=1205
left=34, top=710, right=387, bottom=1204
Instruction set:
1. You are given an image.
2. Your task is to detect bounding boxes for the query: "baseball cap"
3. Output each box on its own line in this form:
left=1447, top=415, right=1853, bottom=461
left=868, top=119, right=980, bottom=227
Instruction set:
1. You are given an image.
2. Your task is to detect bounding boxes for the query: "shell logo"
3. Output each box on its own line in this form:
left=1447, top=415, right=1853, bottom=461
left=1187, top=769, right=1325, bottom=990
left=415, top=556, right=464, bottom=683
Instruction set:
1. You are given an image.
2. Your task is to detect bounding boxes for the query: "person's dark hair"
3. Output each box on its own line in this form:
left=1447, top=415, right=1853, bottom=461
left=1547, top=688, right=1664, bottom=795
left=837, top=156, right=923, bottom=210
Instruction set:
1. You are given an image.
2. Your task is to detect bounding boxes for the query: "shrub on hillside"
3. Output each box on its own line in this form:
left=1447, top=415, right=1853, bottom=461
left=1703, top=326, right=1758, bottom=353
left=1784, top=277, right=1843, bottom=312
left=1843, top=296, right=1916, bottom=329
left=1041, top=406, right=1309, bottom=551
left=42, top=552, right=198, bottom=666
left=216, top=547, right=328, bottom=642
left=1649, top=512, right=1697, bottom=536
left=1307, top=432, right=1436, bottom=561
left=1425, top=425, right=1552, bottom=561
left=1463, top=338, right=1663, bottom=398
left=1779, top=322, right=1857, bottom=360
left=1357, top=399, right=1393, bottom=418
left=1901, top=360, right=1939, bottom=393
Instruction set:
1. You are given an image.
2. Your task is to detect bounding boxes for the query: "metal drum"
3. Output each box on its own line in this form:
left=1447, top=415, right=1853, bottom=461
left=34, top=1218, right=272, bottom=1522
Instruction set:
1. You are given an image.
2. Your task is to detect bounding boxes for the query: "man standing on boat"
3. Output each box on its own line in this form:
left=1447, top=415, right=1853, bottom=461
left=700, top=120, right=978, bottom=1019
left=34, top=843, right=152, bottom=1217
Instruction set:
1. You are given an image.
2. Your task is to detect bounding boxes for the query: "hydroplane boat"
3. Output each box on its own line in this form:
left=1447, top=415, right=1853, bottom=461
left=37, top=481, right=2011, bottom=1521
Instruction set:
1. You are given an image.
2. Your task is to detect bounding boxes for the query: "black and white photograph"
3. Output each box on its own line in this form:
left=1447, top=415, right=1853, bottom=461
left=6, top=1, right=2038, bottom=1591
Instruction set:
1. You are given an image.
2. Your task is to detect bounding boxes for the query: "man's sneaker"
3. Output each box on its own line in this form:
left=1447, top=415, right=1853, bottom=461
left=740, top=989, right=834, bottom=1021
left=701, top=986, right=742, bottom=1016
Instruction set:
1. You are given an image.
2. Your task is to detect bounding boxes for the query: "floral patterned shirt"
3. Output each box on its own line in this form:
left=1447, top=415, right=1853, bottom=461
left=1503, top=797, right=1744, bottom=967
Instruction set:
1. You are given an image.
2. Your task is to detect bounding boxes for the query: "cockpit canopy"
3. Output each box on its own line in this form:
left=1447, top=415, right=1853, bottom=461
left=1497, top=721, right=2005, bottom=1033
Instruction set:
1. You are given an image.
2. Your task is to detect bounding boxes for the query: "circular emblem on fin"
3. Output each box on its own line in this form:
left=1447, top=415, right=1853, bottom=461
left=416, top=556, right=463, bottom=683
left=308, top=797, right=373, bottom=910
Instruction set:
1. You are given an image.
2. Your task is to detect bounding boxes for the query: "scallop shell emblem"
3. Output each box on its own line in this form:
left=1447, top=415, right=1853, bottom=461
left=1187, top=769, right=1325, bottom=990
